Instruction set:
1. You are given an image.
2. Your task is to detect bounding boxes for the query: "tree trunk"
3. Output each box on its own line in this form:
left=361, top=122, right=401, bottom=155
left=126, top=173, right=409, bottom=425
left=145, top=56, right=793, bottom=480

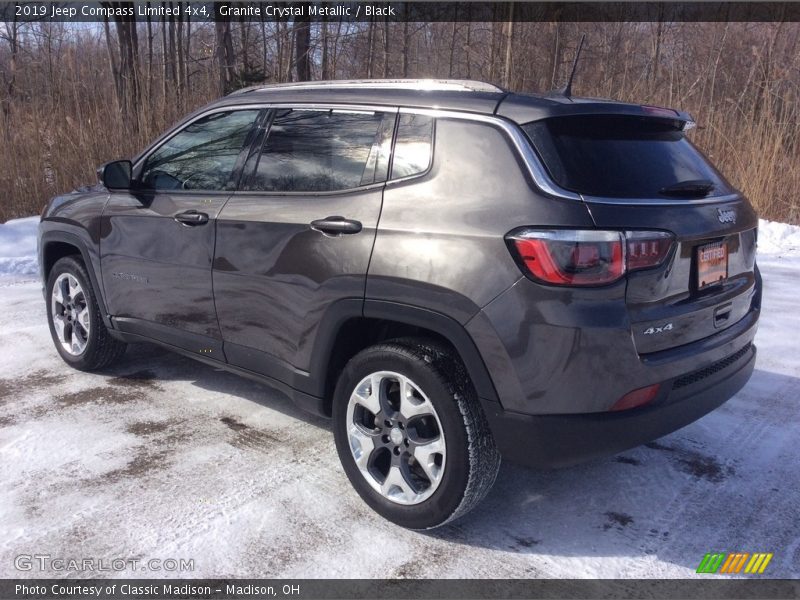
left=465, top=9, right=472, bottom=79
left=294, top=15, right=311, bottom=81
left=503, top=2, right=514, bottom=88
left=161, top=7, right=168, bottom=103
left=321, top=20, right=330, bottom=80
left=146, top=5, right=154, bottom=112
left=366, top=18, right=375, bottom=78
left=382, top=20, right=390, bottom=78
left=176, top=2, right=185, bottom=108
left=1, top=17, right=19, bottom=123
left=184, top=9, right=191, bottom=94
left=102, top=16, right=122, bottom=112
left=214, top=15, right=236, bottom=94
left=402, top=8, right=410, bottom=78
left=448, top=10, right=458, bottom=78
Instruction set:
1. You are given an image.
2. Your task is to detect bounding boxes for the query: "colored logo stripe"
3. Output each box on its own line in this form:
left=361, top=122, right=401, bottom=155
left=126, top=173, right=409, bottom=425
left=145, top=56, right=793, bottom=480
left=697, top=552, right=773, bottom=574
left=745, top=553, right=773, bottom=574
left=697, top=554, right=725, bottom=573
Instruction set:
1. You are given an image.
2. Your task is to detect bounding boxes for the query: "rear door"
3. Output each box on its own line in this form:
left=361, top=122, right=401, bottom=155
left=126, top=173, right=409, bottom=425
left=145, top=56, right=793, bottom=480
left=213, top=106, right=395, bottom=389
left=523, top=114, right=759, bottom=354
left=100, top=108, right=262, bottom=359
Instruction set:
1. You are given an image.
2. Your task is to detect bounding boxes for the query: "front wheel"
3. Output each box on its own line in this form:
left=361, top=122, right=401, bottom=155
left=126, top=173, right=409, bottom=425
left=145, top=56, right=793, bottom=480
left=332, top=338, right=501, bottom=529
left=46, top=256, right=127, bottom=371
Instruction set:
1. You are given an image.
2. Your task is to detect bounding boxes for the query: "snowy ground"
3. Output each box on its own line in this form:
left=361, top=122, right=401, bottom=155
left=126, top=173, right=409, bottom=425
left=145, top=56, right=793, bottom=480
left=0, top=216, right=799, bottom=578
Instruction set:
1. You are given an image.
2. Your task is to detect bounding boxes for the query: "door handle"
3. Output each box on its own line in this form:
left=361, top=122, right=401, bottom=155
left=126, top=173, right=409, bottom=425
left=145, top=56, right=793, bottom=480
left=174, top=210, right=209, bottom=226
left=310, top=216, right=363, bottom=236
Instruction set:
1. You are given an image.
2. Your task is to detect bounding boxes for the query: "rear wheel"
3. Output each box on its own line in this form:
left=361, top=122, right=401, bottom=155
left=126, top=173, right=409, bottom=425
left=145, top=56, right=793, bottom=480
left=46, top=256, right=127, bottom=371
left=333, top=338, right=500, bottom=529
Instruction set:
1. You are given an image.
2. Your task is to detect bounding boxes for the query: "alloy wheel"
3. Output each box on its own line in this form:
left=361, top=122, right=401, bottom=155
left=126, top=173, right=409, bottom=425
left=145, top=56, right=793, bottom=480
left=346, top=371, right=446, bottom=505
left=51, top=273, right=90, bottom=356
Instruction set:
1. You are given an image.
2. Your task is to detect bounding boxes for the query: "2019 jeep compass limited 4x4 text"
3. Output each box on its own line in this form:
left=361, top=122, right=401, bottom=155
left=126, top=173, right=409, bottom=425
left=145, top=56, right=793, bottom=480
left=39, top=79, right=760, bottom=529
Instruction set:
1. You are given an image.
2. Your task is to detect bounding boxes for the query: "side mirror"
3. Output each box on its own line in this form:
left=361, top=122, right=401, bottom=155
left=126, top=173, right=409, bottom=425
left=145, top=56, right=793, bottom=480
left=98, top=160, right=132, bottom=190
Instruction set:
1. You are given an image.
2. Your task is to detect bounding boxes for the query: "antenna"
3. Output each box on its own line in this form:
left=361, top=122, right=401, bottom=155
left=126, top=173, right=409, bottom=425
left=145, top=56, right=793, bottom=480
left=559, top=34, right=586, bottom=99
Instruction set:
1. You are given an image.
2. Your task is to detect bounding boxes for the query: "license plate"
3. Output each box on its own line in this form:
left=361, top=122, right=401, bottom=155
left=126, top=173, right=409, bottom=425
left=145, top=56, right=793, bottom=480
left=697, top=241, right=728, bottom=288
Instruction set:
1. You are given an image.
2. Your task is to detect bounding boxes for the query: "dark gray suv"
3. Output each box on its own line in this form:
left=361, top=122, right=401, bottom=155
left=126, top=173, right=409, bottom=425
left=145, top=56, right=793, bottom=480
left=39, top=79, right=760, bottom=529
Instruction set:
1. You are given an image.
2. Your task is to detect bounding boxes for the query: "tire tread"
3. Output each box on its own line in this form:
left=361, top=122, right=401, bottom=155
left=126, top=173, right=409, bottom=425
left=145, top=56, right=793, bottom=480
left=364, top=337, right=501, bottom=528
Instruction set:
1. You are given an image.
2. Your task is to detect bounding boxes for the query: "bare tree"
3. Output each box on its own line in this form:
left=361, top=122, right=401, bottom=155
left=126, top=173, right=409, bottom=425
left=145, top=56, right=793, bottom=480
left=0, top=15, right=20, bottom=122
left=294, top=15, right=311, bottom=81
left=214, top=13, right=236, bottom=93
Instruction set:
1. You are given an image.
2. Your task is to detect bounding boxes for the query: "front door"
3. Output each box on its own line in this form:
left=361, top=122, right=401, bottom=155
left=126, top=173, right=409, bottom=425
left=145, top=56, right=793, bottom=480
left=100, top=108, right=262, bottom=360
left=213, top=107, right=395, bottom=391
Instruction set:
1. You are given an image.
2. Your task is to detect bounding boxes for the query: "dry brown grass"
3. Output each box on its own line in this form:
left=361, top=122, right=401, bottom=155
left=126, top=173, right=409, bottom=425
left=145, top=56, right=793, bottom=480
left=1, top=21, right=798, bottom=224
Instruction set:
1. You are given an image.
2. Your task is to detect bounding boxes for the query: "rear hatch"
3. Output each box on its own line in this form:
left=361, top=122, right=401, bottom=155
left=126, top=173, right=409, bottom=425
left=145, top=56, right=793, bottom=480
left=521, top=112, right=759, bottom=355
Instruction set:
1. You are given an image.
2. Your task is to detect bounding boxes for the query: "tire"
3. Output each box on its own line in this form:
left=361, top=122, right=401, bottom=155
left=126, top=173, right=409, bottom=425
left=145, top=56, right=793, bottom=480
left=46, top=255, right=127, bottom=371
left=333, top=337, right=501, bottom=529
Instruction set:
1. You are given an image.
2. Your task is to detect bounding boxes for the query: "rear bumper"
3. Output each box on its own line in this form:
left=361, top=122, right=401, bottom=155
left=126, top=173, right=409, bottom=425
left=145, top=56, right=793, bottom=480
left=482, top=342, right=756, bottom=468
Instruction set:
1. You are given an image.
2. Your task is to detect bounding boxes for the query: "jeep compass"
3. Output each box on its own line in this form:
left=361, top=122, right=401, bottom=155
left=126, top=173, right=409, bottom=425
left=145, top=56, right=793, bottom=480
left=39, top=79, right=760, bottom=529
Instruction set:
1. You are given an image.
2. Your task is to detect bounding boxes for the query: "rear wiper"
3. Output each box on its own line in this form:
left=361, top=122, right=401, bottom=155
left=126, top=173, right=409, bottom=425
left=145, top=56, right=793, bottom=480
left=659, top=179, right=715, bottom=197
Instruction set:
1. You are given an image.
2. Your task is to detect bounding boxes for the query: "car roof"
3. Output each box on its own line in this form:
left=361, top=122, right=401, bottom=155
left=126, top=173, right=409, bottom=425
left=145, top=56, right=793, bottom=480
left=200, top=79, right=693, bottom=126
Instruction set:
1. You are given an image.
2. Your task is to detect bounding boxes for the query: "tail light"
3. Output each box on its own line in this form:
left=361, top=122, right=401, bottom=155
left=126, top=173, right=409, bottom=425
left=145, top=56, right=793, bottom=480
left=507, top=229, right=674, bottom=287
left=625, top=231, right=674, bottom=271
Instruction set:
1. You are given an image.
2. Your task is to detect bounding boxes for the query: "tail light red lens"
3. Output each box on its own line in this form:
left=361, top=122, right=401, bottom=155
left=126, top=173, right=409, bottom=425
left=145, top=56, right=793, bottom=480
left=511, top=230, right=624, bottom=286
left=626, top=231, right=674, bottom=271
left=508, top=229, right=674, bottom=287
left=610, top=383, right=661, bottom=412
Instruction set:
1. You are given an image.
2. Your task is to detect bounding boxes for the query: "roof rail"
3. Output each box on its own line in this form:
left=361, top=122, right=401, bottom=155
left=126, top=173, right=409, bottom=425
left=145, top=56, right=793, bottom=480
left=229, top=79, right=505, bottom=96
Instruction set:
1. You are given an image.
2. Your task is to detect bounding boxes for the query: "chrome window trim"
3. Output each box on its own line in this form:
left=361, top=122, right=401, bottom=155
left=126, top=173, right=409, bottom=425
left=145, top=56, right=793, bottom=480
left=133, top=103, right=398, bottom=172
left=133, top=104, right=268, bottom=172
left=398, top=107, right=582, bottom=201
left=265, top=103, right=399, bottom=114
left=581, top=192, right=742, bottom=206
left=397, top=107, right=742, bottom=206
left=133, top=102, right=742, bottom=206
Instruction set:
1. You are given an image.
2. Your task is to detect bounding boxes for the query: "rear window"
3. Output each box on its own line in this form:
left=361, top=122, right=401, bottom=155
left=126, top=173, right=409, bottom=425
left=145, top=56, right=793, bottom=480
left=523, top=115, right=731, bottom=199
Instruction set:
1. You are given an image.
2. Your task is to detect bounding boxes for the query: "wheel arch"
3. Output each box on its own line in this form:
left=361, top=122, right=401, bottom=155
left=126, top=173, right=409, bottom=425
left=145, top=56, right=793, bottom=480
left=308, top=299, right=499, bottom=416
left=40, top=231, right=114, bottom=330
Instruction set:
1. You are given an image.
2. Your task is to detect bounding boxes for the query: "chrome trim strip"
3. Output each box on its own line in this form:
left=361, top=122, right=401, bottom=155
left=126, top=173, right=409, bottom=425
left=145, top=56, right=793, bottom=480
left=266, top=103, right=399, bottom=114
left=581, top=192, right=742, bottom=206
left=133, top=103, right=398, bottom=171
left=399, top=108, right=743, bottom=206
left=135, top=101, right=739, bottom=207
left=233, top=79, right=504, bottom=95
left=133, top=103, right=268, bottom=171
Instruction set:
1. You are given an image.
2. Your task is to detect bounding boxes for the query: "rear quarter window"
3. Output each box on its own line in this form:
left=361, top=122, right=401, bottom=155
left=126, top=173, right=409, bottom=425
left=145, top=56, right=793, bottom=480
left=523, top=115, right=732, bottom=199
left=391, top=114, right=434, bottom=180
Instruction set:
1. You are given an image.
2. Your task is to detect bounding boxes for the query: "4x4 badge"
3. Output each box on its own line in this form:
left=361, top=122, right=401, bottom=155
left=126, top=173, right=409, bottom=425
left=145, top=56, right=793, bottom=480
left=718, top=207, right=737, bottom=224
left=644, top=323, right=673, bottom=335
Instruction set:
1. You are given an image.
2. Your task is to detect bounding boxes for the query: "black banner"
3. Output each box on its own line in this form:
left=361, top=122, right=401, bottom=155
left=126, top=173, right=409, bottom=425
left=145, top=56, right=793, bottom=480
left=4, top=1, right=800, bottom=23
left=2, top=579, right=800, bottom=600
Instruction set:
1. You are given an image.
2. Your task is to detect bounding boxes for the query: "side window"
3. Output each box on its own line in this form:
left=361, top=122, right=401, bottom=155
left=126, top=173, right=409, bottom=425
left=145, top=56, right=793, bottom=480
left=248, top=109, right=388, bottom=193
left=390, top=114, right=434, bottom=179
left=140, top=110, right=260, bottom=191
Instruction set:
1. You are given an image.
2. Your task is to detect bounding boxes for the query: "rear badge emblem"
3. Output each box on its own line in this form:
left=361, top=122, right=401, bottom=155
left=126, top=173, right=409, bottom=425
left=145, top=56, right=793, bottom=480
left=717, top=207, right=737, bottom=224
left=643, top=323, right=673, bottom=335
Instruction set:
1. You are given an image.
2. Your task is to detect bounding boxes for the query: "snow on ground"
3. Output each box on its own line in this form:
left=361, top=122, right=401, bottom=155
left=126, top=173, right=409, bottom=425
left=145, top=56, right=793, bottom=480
left=757, top=218, right=800, bottom=257
left=0, top=216, right=39, bottom=282
left=0, top=216, right=799, bottom=578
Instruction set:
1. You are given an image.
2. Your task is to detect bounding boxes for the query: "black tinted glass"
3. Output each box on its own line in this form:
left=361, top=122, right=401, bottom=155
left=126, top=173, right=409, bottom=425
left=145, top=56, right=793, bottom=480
left=391, top=114, right=434, bottom=179
left=141, top=110, right=259, bottom=191
left=250, top=109, right=385, bottom=192
left=523, top=115, right=730, bottom=199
